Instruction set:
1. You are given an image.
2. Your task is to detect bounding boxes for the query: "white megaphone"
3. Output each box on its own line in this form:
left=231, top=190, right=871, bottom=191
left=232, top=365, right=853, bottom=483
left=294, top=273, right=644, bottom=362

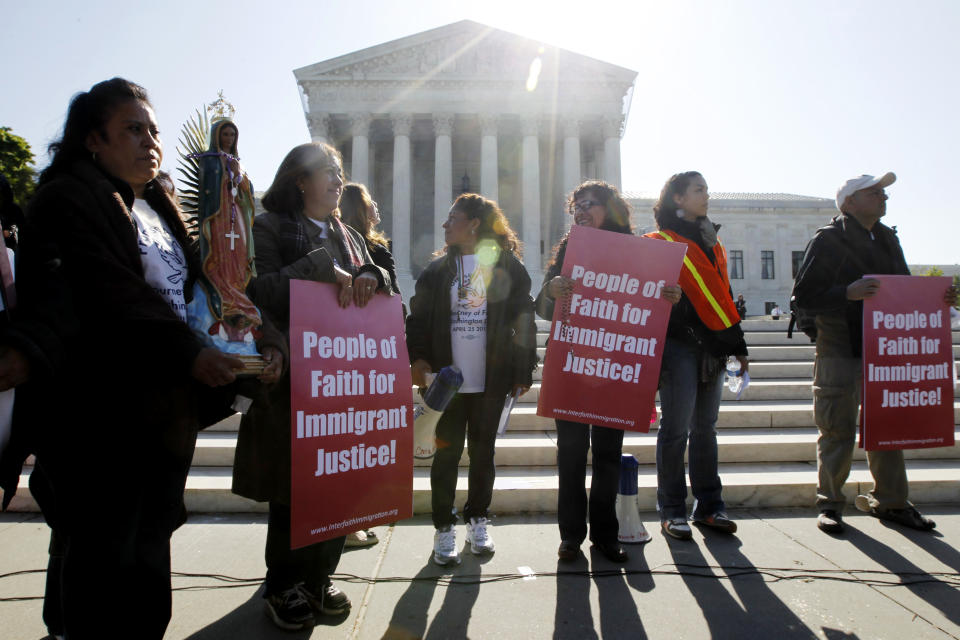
left=616, top=454, right=651, bottom=544
left=412, top=366, right=463, bottom=459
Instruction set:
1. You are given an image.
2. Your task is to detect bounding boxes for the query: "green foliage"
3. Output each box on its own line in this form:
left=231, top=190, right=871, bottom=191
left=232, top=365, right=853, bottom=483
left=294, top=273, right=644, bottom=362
left=176, top=109, right=210, bottom=239
left=0, top=127, right=36, bottom=207
left=921, top=266, right=945, bottom=277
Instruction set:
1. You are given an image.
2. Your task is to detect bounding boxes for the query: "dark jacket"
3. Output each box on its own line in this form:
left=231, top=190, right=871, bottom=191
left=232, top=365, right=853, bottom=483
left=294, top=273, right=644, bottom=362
left=406, top=248, right=537, bottom=398
left=232, top=209, right=390, bottom=504
left=368, top=241, right=401, bottom=296
left=0, top=161, right=214, bottom=525
left=793, top=213, right=909, bottom=357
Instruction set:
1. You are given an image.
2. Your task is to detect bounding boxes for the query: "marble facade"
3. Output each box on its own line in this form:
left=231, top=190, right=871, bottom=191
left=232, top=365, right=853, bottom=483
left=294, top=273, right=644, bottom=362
left=293, top=20, right=848, bottom=312
left=294, top=20, right=636, bottom=295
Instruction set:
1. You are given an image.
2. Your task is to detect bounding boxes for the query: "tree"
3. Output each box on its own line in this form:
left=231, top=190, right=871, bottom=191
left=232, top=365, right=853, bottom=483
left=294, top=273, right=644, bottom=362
left=921, top=266, right=945, bottom=277
left=0, top=126, right=36, bottom=207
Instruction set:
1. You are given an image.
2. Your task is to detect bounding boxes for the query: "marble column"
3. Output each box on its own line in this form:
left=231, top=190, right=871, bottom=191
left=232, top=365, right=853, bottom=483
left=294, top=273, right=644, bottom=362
left=433, top=113, right=454, bottom=252
left=521, top=116, right=543, bottom=289
left=479, top=114, right=499, bottom=201
left=562, top=117, right=581, bottom=205
left=602, top=115, right=623, bottom=191
left=307, top=112, right=330, bottom=144
left=391, top=114, right=413, bottom=298
left=349, top=112, right=372, bottom=186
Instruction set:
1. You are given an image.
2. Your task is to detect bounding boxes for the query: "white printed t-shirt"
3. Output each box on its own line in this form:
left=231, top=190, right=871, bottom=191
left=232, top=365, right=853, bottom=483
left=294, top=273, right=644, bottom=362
left=450, top=254, right=488, bottom=393
left=130, top=199, right=187, bottom=321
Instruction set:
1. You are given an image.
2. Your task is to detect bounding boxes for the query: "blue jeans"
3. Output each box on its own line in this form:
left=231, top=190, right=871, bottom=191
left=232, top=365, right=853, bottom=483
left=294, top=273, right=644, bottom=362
left=656, top=338, right=725, bottom=520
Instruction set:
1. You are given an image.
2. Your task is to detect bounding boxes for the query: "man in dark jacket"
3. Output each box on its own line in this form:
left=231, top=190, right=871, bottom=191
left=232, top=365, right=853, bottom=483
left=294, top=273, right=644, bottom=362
left=793, top=172, right=956, bottom=534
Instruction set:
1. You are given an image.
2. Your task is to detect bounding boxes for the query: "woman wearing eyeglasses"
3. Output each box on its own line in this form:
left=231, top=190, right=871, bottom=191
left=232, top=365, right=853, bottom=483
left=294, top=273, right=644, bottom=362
left=537, top=180, right=681, bottom=562
left=232, top=143, right=391, bottom=630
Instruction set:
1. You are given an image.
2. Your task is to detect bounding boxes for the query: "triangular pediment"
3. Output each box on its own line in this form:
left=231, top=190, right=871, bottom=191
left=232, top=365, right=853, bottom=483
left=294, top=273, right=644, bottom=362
left=294, top=20, right=636, bottom=86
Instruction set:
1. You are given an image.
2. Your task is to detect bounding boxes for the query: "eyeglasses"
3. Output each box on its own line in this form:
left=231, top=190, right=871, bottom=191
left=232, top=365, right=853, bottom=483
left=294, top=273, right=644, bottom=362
left=572, top=199, right=600, bottom=213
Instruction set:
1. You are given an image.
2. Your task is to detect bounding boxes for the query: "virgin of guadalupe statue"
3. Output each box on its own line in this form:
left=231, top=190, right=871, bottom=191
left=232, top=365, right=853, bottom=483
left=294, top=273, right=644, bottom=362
left=186, top=119, right=263, bottom=361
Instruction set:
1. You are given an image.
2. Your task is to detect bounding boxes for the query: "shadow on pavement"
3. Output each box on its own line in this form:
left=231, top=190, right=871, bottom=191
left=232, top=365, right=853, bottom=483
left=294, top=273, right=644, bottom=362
left=844, top=523, right=960, bottom=627
left=182, top=586, right=347, bottom=640
left=700, top=526, right=816, bottom=639
left=590, top=545, right=647, bottom=640
left=553, top=551, right=597, bottom=640
left=383, top=545, right=488, bottom=640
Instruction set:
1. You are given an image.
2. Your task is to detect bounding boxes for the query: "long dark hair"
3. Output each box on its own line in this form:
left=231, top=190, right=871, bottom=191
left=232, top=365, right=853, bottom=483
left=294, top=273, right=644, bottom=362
left=39, top=78, right=151, bottom=187
left=653, top=171, right=702, bottom=232
left=442, top=193, right=521, bottom=257
left=262, top=142, right=341, bottom=214
left=339, top=183, right=389, bottom=248
left=547, top=180, right=632, bottom=272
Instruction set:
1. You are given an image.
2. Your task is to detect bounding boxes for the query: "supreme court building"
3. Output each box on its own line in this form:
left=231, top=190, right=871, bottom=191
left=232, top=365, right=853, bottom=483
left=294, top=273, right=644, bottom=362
left=293, top=20, right=840, bottom=314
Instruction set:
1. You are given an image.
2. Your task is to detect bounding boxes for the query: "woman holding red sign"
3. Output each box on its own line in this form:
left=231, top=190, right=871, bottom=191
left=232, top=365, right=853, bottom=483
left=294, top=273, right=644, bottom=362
left=406, top=193, right=537, bottom=567
left=537, top=180, right=682, bottom=562
left=232, top=143, right=391, bottom=630
left=646, top=171, right=748, bottom=541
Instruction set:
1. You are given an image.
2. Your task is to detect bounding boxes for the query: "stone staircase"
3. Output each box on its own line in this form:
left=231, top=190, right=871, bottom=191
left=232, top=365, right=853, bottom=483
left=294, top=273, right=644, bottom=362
left=10, top=319, right=960, bottom=514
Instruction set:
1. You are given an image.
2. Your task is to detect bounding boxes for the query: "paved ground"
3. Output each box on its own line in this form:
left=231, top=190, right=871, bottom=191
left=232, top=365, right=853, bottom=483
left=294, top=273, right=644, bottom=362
left=2, top=507, right=959, bottom=639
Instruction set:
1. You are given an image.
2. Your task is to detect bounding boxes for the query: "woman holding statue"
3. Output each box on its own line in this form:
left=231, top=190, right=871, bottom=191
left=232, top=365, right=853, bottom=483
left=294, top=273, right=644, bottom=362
left=232, top=142, right=391, bottom=630
left=537, top=180, right=681, bottom=562
left=0, top=78, right=283, bottom=639
left=406, top=193, right=537, bottom=567
left=646, top=171, right=748, bottom=540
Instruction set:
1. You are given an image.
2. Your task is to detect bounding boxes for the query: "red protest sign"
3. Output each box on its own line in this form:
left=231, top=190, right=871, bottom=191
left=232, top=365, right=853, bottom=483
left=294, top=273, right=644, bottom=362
left=862, top=275, right=955, bottom=450
left=289, top=280, right=413, bottom=548
left=537, top=225, right=687, bottom=431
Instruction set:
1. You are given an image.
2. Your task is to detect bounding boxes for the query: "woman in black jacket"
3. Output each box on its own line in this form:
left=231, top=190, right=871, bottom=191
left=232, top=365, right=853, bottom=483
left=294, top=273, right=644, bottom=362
left=406, top=193, right=536, bottom=566
left=537, top=180, right=681, bottom=563
left=232, top=142, right=391, bottom=630
left=0, top=78, right=282, bottom=639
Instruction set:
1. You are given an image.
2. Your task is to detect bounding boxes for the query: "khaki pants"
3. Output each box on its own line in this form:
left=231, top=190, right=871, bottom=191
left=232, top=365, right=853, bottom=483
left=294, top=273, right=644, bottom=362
left=813, top=315, right=909, bottom=512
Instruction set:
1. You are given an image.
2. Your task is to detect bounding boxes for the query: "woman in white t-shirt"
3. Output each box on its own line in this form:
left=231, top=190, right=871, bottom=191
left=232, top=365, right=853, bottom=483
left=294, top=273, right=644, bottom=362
left=407, top=194, right=538, bottom=566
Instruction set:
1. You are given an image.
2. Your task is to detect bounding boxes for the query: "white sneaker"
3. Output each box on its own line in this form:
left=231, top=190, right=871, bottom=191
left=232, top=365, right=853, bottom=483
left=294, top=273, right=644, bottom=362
left=433, top=525, right=460, bottom=565
left=465, top=517, right=496, bottom=554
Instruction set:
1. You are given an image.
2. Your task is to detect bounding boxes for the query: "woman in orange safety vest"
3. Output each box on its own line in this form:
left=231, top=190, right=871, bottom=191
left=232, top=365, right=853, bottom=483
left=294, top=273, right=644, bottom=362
left=646, top=172, right=748, bottom=541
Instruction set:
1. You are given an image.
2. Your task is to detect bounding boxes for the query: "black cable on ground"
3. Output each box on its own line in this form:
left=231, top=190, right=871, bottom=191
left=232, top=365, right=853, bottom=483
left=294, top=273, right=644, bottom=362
left=2, top=564, right=959, bottom=602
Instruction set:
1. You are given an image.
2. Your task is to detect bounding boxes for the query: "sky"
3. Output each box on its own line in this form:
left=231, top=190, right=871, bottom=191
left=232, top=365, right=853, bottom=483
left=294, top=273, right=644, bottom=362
left=3, top=0, right=958, bottom=264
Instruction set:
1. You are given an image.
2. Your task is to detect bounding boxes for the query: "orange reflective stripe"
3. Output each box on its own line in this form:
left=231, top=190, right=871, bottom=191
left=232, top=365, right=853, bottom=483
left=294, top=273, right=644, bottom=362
left=649, top=230, right=738, bottom=330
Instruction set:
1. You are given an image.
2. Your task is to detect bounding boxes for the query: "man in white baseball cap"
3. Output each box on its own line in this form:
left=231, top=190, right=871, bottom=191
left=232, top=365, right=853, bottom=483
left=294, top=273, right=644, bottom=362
left=835, top=172, right=896, bottom=214
left=792, top=171, right=957, bottom=535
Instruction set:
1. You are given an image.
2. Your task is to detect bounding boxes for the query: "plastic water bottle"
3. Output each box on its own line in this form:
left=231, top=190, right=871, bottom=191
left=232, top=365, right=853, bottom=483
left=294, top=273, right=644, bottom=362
left=725, top=357, right=744, bottom=395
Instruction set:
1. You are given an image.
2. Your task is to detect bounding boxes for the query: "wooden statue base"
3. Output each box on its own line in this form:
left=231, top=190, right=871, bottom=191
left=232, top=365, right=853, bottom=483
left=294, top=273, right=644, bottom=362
left=235, top=354, right=267, bottom=377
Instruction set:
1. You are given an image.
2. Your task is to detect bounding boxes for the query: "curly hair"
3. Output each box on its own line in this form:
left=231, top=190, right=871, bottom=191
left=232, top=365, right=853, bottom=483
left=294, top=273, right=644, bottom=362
left=442, top=193, right=521, bottom=257
left=547, top=180, right=633, bottom=272
left=652, top=171, right=703, bottom=232
left=339, top=183, right=389, bottom=249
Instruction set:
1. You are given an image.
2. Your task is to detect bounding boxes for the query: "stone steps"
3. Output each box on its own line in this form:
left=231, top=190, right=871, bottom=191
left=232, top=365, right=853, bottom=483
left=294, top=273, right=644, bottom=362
left=15, top=459, right=958, bottom=514
left=7, top=320, right=958, bottom=515
left=202, top=399, right=960, bottom=434
left=190, top=428, right=960, bottom=468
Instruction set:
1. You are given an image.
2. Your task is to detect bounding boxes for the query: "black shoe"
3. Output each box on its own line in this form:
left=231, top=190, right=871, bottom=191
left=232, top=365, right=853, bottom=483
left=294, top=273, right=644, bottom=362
left=693, top=512, right=737, bottom=534
left=869, top=506, right=936, bottom=531
left=301, top=582, right=351, bottom=616
left=264, top=585, right=315, bottom=630
left=558, top=540, right=580, bottom=561
left=817, top=510, right=844, bottom=534
left=593, top=541, right=628, bottom=563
